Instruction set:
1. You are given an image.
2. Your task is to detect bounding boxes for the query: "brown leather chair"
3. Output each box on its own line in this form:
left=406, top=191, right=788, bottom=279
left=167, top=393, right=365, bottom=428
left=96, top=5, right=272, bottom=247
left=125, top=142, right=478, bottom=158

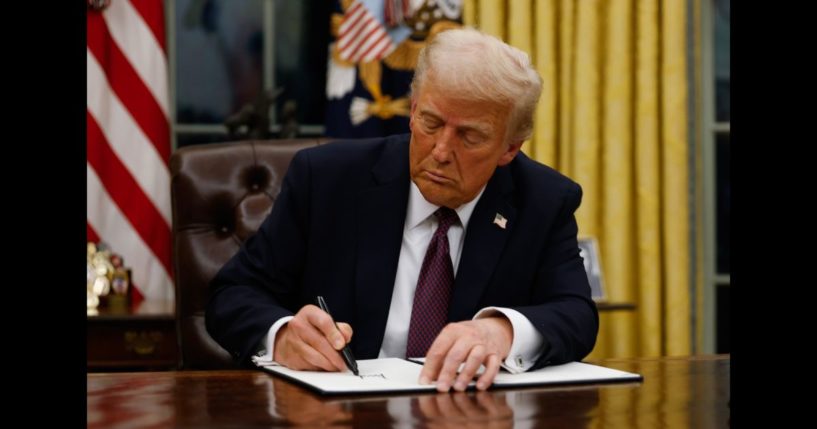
left=170, top=138, right=327, bottom=369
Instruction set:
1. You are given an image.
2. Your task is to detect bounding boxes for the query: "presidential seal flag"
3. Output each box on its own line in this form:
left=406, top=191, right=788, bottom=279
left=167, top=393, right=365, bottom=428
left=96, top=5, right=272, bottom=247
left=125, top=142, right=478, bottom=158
left=86, top=0, right=173, bottom=304
left=326, top=0, right=463, bottom=138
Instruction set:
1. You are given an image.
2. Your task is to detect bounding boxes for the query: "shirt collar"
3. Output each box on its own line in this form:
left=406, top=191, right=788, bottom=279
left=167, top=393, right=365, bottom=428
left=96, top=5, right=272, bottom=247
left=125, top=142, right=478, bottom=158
left=405, top=181, right=486, bottom=232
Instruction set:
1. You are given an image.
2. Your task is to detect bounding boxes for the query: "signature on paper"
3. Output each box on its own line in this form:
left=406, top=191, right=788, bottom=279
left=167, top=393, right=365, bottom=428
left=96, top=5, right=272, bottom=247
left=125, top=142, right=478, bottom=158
left=359, top=373, right=387, bottom=380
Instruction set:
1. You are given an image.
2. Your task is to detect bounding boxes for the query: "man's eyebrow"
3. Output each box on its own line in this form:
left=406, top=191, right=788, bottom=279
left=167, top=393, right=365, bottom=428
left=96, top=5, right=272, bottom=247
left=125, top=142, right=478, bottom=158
left=418, top=109, right=442, bottom=120
left=455, top=121, right=493, bottom=138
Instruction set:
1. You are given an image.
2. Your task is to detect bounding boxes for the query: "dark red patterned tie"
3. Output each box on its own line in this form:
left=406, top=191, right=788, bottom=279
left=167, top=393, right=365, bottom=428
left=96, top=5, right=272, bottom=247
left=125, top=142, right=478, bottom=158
left=406, top=207, right=459, bottom=357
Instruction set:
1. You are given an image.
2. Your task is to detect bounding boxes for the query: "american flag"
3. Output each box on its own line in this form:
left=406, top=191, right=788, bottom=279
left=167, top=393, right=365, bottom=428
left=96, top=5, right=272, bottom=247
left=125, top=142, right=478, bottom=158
left=86, top=0, right=173, bottom=304
left=337, top=1, right=396, bottom=63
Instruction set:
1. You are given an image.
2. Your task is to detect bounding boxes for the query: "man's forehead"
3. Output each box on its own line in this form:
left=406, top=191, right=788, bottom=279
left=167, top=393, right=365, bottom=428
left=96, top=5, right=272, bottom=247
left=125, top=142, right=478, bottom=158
left=416, top=79, right=510, bottom=111
left=419, top=91, right=508, bottom=123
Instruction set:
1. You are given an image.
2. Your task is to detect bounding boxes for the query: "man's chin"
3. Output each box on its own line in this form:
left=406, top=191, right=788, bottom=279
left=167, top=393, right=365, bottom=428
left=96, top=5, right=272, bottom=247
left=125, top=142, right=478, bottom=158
left=417, top=184, right=460, bottom=208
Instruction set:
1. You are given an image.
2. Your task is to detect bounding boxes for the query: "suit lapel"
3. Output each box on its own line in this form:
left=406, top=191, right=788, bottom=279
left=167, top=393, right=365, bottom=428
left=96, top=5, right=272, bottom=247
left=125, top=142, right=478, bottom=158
left=354, top=136, right=410, bottom=358
left=449, top=166, right=516, bottom=322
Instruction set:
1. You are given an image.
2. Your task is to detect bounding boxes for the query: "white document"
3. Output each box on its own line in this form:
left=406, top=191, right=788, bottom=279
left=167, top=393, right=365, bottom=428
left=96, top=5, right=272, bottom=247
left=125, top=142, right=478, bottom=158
left=257, top=358, right=642, bottom=395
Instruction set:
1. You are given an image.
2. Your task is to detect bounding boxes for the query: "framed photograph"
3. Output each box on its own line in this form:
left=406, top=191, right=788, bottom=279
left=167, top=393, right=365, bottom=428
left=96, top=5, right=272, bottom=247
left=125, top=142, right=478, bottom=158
left=578, top=237, right=606, bottom=302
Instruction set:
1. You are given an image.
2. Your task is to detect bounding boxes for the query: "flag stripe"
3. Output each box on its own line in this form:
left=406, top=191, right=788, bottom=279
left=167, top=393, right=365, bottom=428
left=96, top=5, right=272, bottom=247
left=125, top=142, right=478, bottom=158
left=88, top=12, right=170, bottom=162
left=87, top=164, right=173, bottom=302
left=336, top=1, right=394, bottom=63
left=128, top=0, right=167, bottom=53
left=341, top=19, right=381, bottom=59
left=88, top=0, right=172, bottom=304
left=338, top=12, right=371, bottom=51
left=338, top=2, right=365, bottom=36
left=365, top=37, right=396, bottom=62
left=359, top=31, right=390, bottom=62
left=87, top=222, right=100, bottom=244
left=87, top=111, right=172, bottom=276
left=101, top=0, right=170, bottom=118
left=87, top=50, right=172, bottom=225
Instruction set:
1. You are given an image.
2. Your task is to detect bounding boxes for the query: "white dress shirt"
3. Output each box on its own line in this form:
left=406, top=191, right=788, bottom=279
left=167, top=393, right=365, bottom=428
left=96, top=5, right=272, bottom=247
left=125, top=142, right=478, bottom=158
left=255, top=182, right=545, bottom=373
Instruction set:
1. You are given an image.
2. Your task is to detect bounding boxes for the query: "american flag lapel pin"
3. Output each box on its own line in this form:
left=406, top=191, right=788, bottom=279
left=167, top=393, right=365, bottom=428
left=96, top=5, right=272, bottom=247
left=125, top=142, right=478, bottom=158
left=493, top=213, right=507, bottom=229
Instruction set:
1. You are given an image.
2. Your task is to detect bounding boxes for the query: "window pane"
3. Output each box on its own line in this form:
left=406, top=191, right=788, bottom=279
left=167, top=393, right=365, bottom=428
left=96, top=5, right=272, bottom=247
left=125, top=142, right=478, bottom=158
left=714, top=0, right=730, bottom=122
left=716, top=133, right=730, bottom=274
left=175, top=0, right=264, bottom=124
left=273, top=1, right=330, bottom=126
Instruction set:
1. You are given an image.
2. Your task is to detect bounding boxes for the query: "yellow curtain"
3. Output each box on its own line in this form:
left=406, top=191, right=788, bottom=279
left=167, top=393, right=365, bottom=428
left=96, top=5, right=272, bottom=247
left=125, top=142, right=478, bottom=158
left=463, top=0, right=690, bottom=359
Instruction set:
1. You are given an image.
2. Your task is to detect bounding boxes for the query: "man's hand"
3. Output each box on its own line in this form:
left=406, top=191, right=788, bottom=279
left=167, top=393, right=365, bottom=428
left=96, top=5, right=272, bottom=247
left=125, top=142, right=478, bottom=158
left=419, top=317, right=513, bottom=392
left=273, top=304, right=353, bottom=371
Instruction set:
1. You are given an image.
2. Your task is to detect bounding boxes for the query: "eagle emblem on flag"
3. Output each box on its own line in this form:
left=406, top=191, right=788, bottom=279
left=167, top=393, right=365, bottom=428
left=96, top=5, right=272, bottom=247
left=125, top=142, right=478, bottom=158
left=326, top=0, right=462, bottom=138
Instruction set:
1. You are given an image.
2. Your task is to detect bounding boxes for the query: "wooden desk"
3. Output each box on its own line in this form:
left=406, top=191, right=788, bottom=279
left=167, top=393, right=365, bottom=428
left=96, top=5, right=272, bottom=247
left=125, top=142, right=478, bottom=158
left=87, top=300, right=179, bottom=371
left=84, top=299, right=626, bottom=372
left=87, top=355, right=729, bottom=428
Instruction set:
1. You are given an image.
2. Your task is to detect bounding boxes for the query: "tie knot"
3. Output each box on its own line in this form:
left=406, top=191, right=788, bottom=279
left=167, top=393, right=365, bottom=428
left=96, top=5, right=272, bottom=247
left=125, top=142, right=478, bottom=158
left=434, top=207, right=459, bottom=234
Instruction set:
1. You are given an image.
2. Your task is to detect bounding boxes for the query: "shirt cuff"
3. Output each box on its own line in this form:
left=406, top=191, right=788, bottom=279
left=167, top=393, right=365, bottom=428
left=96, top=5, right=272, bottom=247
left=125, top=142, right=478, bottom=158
left=250, top=316, right=294, bottom=367
left=473, top=307, right=546, bottom=374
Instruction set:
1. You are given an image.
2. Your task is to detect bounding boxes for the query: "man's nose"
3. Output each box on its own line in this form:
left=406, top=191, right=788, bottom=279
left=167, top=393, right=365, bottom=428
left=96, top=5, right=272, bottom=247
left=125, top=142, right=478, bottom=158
left=431, top=127, right=456, bottom=163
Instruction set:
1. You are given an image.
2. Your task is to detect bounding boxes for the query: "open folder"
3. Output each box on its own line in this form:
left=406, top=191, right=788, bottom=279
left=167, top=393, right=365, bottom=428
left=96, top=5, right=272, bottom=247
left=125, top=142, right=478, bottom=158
left=257, top=358, right=642, bottom=395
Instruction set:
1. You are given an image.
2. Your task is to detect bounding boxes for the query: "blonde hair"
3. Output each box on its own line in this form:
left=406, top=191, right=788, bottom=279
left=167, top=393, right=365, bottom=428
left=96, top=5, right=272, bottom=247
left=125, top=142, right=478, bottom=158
left=411, top=27, right=543, bottom=144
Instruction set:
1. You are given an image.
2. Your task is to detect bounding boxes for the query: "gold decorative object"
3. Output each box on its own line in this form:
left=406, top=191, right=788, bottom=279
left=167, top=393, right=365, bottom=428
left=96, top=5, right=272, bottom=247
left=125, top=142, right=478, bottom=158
left=87, top=242, right=131, bottom=314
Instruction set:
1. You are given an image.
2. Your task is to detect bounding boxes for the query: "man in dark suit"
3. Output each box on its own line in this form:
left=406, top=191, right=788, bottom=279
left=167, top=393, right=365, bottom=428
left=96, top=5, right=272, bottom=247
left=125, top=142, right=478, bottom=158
left=206, top=28, right=598, bottom=392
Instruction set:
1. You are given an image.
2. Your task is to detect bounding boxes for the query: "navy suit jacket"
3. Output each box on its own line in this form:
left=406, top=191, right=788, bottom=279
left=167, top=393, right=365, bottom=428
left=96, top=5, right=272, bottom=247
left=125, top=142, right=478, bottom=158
left=206, top=134, right=599, bottom=368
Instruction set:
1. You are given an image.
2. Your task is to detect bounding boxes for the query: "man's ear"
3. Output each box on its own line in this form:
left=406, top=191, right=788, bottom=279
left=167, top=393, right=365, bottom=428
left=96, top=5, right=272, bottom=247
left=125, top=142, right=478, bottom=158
left=497, top=141, right=523, bottom=166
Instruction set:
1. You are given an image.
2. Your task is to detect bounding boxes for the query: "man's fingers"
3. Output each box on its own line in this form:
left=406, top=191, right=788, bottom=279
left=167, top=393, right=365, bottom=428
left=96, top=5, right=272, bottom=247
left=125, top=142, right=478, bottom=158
left=287, top=306, right=347, bottom=371
left=454, top=345, right=487, bottom=391
left=275, top=325, right=335, bottom=371
left=417, top=319, right=513, bottom=392
left=273, top=305, right=357, bottom=372
left=304, top=306, right=347, bottom=350
left=291, top=340, right=338, bottom=371
left=337, top=322, right=354, bottom=343
left=476, top=353, right=501, bottom=390
left=292, top=322, right=347, bottom=371
left=418, top=325, right=460, bottom=384
left=434, top=340, right=472, bottom=392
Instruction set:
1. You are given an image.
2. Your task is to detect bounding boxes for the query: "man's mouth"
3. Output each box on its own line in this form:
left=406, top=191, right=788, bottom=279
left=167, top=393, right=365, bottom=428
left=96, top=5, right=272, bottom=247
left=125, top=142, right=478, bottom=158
left=423, top=170, right=453, bottom=184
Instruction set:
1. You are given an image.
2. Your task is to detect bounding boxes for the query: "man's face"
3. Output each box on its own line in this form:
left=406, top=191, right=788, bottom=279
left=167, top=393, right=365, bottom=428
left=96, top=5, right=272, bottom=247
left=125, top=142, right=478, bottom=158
left=409, top=80, right=521, bottom=208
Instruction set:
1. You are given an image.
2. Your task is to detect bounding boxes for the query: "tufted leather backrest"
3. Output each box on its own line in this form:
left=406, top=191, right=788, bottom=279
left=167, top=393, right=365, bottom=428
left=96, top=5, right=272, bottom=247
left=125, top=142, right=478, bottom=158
left=170, top=138, right=327, bottom=369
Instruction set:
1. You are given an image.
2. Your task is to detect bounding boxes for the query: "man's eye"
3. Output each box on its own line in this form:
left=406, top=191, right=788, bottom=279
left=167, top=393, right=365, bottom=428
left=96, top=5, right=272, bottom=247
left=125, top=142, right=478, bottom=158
left=462, top=131, right=487, bottom=146
left=422, top=118, right=442, bottom=130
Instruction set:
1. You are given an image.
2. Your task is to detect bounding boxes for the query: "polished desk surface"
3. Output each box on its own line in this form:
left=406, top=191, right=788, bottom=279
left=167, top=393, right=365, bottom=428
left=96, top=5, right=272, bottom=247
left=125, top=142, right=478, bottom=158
left=88, top=355, right=729, bottom=428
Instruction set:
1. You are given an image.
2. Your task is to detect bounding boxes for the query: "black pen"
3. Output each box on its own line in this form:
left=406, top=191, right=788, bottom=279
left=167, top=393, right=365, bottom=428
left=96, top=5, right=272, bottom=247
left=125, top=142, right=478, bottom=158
left=316, top=295, right=359, bottom=375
